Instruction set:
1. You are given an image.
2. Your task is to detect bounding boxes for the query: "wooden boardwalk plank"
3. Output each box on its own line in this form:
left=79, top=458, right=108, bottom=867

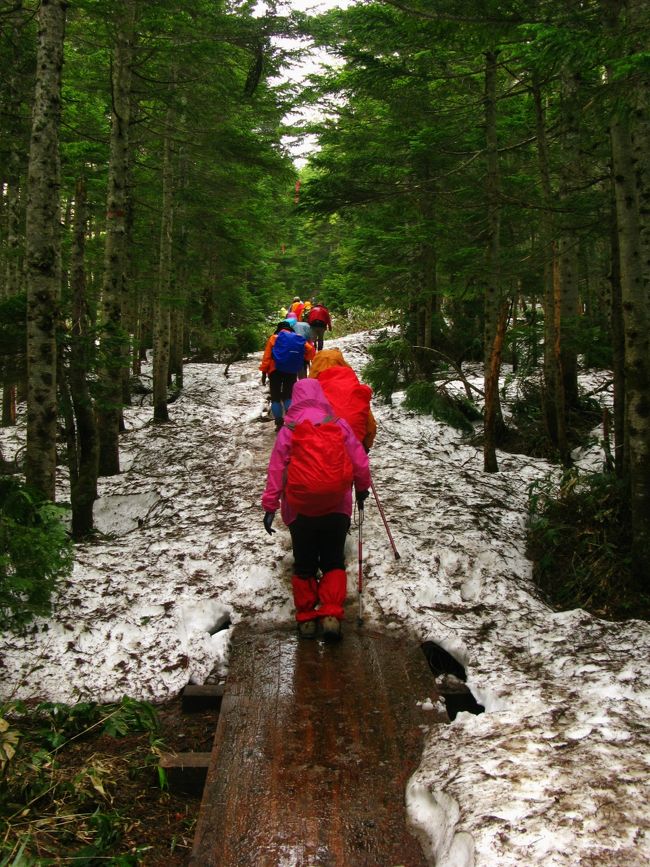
left=190, top=625, right=446, bottom=866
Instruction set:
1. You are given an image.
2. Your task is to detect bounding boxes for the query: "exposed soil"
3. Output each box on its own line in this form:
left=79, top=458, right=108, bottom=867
left=2, top=695, right=218, bottom=865
left=117, top=698, right=218, bottom=865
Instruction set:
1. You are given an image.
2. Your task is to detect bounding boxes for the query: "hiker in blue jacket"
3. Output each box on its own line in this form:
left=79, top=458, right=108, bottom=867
left=260, top=322, right=315, bottom=431
left=292, top=318, right=314, bottom=379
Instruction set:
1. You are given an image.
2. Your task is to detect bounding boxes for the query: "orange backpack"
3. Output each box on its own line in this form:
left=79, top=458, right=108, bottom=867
left=285, top=417, right=354, bottom=516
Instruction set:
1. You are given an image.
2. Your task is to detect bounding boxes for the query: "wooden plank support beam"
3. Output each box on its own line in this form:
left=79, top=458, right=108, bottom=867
left=159, top=751, right=212, bottom=797
left=181, top=683, right=225, bottom=712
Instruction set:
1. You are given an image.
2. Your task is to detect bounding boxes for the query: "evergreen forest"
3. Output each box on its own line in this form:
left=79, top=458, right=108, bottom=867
left=1, top=0, right=649, bottom=628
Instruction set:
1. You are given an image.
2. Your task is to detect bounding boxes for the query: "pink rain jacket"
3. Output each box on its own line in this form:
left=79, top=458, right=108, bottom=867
left=262, top=379, right=372, bottom=526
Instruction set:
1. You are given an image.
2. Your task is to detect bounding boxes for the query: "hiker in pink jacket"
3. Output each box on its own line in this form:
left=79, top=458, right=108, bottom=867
left=262, top=379, right=371, bottom=641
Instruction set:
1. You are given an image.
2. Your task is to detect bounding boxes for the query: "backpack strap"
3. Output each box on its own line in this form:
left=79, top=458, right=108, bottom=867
left=285, top=414, right=338, bottom=432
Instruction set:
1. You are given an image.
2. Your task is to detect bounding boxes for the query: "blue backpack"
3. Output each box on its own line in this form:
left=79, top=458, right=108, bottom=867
left=272, top=330, right=306, bottom=374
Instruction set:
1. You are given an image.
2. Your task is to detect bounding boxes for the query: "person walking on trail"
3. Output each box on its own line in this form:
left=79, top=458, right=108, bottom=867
left=292, top=318, right=314, bottom=380
left=310, top=348, right=377, bottom=451
left=306, top=303, right=332, bottom=350
left=289, top=296, right=305, bottom=320
left=261, top=378, right=371, bottom=641
left=260, top=321, right=315, bottom=431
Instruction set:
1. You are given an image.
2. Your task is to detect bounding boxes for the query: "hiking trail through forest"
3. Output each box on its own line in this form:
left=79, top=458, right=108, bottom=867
left=1, top=330, right=648, bottom=866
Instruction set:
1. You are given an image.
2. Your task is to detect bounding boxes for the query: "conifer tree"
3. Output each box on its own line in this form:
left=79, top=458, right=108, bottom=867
left=24, top=0, right=67, bottom=501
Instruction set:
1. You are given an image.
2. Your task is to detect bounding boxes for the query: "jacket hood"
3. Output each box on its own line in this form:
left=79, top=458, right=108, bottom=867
left=309, top=348, right=350, bottom=378
left=284, top=378, right=333, bottom=424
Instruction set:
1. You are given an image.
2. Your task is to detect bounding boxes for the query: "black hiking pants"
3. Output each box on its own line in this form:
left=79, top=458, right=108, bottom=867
left=269, top=370, right=297, bottom=405
left=310, top=324, right=326, bottom=351
left=289, top=512, right=351, bottom=578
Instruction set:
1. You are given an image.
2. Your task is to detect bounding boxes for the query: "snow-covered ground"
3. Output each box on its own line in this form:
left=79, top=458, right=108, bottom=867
left=1, top=332, right=648, bottom=866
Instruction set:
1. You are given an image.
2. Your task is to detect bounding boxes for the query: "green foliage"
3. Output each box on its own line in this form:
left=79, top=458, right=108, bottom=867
left=25, top=697, right=159, bottom=750
left=442, top=296, right=485, bottom=364
left=362, top=336, right=414, bottom=401
left=404, top=381, right=481, bottom=433
left=504, top=378, right=552, bottom=459
left=504, top=310, right=543, bottom=373
left=0, top=478, right=73, bottom=634
left=213, top=323, right=265, bottom=361
left=527, top=469, right=644, bottom=620
left=575, top=323, right=613, bottom=370
left=329, top=306, right=396, bottom=339
left=504, top=379, right=603, bottom=461
left=0, top=697, right=160, bottom=865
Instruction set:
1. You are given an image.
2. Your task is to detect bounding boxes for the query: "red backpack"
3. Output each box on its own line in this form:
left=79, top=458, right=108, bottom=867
left=317, top=366, right=372, bottom=443
left=285, top=417, right=354, bottom=516
left=307, top=305, right=329, bottom=326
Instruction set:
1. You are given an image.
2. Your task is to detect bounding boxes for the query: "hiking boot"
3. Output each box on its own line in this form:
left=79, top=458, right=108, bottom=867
left=298, top=620, right=317, bottom=639
left=274, top=417, right=284, bottom=432
left=321, top=616, right=341, bottom=641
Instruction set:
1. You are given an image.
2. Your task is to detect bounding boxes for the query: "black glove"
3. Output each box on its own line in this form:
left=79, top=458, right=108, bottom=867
left=261, top=372, right=267, bottom=386
left=263, top=511, right=276, bottom=534
left=356, top=490, right=369, bottom=509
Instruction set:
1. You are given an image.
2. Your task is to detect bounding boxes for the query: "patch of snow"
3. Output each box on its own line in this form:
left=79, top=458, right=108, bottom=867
left=93, top=490, right=160, bottom=535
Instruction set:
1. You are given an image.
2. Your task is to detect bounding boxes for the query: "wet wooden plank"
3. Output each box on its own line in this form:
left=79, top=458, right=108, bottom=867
left=190, top=624, right=446, bottom=866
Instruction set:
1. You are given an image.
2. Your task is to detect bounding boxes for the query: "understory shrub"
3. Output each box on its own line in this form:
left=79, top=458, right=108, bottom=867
left=404, top=381, right=481, bottom=433
left=527, top=469, right=644, bottom=620
left=504, top=378, right=604, bottom=461
left=214, top=323, right=262, bottom=361
left=0, top=697, right=160, bottom=864
left=0, top=477, right=73, bottom=633
left=331, top=306, right=396, bottom=339
left=362, top=336, right=415, bottom=401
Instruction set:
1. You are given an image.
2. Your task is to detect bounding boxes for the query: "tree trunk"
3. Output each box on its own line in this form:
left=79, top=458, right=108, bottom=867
left=153, top=127, right=173, bottom=423
left=120, top=107, right=138, bottom=411
left=624, top=0, right=650, bottom=583
left=170, top=308, right=184, bottom=389
left=419, top=177, right=437, bottom=353
left=97, top=0, right=136, bottom=475
left=609, top=86, right=650, bottom=585
left=558, top=71, right=581, bottom=410
left=2, top=387, right=16, bottom=426
left=2, top=172, right=22, bottom=425
left=608, top=199, right=626, bottom=477
left=483, top=49, right=504, bottom=473
left=197, top=262, right=217, bottom=360
left=68, top=177, right=99, bottom=539
left=24, top=0, right=67, bottom=501
left=532, top=79, right=563, bottom=451
left=552, top=252, right=570, bottom=464
left=3, top=175, right=22, bottom=299
left=558, top=233, right=580, bottom=409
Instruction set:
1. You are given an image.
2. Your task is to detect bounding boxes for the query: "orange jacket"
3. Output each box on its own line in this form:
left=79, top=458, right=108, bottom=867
left=260, top=332, right=316, bottom=375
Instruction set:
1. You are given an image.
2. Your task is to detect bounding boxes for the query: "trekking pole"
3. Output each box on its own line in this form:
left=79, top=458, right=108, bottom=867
left=357, top=506, right=364, bottom=626
left=370, top=480, right=401, bottom=560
